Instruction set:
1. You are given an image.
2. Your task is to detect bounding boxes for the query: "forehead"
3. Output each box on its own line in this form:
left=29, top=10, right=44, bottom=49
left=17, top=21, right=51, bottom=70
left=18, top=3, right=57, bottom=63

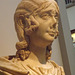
left=39, top=2, right=59, bottom=14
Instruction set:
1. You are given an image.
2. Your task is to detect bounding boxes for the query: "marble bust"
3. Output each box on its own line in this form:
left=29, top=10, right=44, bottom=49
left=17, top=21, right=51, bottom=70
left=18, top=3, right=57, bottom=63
left=0, top=0, right=65, bottom=75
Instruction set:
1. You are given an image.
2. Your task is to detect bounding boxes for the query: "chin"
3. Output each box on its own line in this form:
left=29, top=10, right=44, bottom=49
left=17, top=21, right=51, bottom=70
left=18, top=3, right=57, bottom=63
left=43, top=37, right=55, bottom=45
left=45, top=36, right=55, bottom=41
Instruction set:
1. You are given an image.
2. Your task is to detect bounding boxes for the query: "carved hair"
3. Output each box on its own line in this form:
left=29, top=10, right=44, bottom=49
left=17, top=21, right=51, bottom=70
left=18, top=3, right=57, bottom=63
left=14, top=0, right=59, bottom=61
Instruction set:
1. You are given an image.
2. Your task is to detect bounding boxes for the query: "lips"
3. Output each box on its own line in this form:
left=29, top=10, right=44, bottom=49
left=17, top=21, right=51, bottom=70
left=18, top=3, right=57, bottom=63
left=46, top=30, right=56, bottom=36
left=48, top=33, right=55, bottom=36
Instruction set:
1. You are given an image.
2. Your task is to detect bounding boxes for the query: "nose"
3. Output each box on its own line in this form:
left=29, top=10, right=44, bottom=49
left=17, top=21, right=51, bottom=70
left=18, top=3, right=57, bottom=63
left=51, top=16, right=57, bottom=29
left=52, top=16, right=57, bottom=24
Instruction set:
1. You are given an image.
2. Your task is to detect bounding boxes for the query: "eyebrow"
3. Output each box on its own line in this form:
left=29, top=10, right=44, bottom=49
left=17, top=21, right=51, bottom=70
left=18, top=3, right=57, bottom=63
left=40, top=9, right=58, bottom=15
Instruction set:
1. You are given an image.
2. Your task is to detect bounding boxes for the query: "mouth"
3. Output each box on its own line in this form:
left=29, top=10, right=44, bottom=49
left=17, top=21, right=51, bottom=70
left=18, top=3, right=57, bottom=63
left=46, top=30, right=56, bottom=37
left=48, top=33, right=55, bottom=37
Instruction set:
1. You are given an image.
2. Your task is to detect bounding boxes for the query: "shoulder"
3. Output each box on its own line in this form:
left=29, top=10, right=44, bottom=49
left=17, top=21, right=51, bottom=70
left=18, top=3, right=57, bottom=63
left=47, top=60, right=65, bottom=75
left=0, top=56, right=29, bottom=75
left=47, top=60, right=59, bottom=67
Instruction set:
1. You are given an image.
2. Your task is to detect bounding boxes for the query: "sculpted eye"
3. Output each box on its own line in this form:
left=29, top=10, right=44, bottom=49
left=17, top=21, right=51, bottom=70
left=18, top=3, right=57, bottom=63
left=40, top=13, right=50, bottom=20
left=54, top=13, right=59, bottom=20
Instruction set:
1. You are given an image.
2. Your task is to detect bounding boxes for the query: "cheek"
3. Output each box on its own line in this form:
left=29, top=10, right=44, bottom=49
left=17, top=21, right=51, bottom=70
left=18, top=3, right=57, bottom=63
left=39, top=24, right=49, bottom=32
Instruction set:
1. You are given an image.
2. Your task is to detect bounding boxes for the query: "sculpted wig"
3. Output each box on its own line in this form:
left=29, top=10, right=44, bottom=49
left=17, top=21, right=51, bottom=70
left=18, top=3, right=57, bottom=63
left=14, top=0, right=59, bottom=61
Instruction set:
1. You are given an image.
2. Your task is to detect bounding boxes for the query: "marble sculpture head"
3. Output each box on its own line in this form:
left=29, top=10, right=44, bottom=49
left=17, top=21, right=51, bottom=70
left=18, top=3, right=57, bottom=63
left=14, top=0, right=59, bottom=61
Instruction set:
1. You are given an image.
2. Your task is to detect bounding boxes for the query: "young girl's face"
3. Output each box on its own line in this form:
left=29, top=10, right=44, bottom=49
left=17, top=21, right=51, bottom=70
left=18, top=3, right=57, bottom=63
left=29, top=2, right=59, bottom=47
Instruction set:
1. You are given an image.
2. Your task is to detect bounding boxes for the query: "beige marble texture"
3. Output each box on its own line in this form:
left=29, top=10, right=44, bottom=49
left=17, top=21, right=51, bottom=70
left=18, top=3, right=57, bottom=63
left=0, top=0, right=65, bottom=75
left=0, top=56, right=65, bottom=75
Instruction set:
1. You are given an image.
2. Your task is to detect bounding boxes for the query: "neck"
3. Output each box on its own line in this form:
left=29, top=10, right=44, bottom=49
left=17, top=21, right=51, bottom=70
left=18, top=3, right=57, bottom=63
left=29, top=43, right=47, bottom=64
